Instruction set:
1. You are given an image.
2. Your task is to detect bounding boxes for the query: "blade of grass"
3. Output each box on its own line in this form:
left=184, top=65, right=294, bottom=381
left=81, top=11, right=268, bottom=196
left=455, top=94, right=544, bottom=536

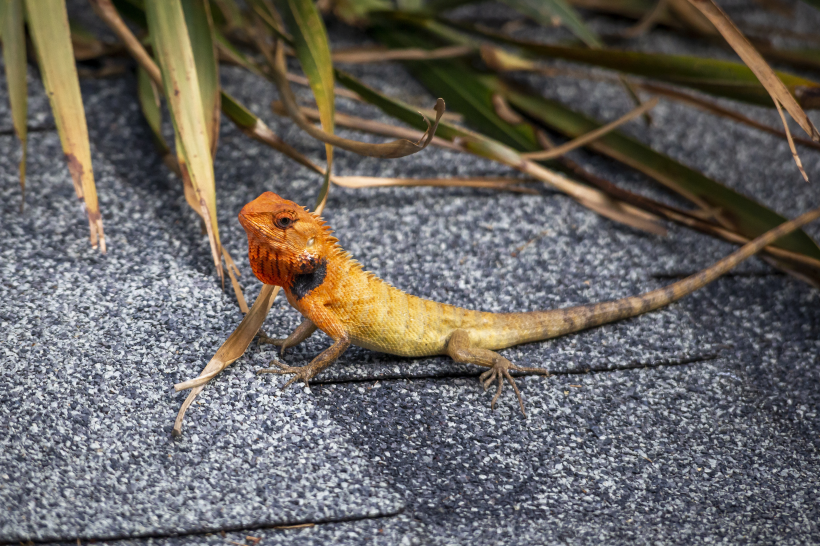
left=211, top=0, right=244, bottom=31
left=25, top=0, right=105, bottom=251
left=136, top=65, right=181, bottom=175
left=271, top=99, right=462, bottom=151
left=173, top=284, right=278, bottom=436
left=640, top=82, right=820, bottom=152
left=1, top=0, right=27, bottom=209
left=455, top=21, right=820, bottom=108
left=330, top=44, right=473, bottom=63
left=138, top=66, right=250, bottom=309
left=181, top=0, right=221, bottom=156
left=333, top=175, right=539, bottom=193
left=521, top=97, right=658, bottom=160
left=146, top=0, right=223, bottom=281
left=685, top=0, right=819, bottom=181
left=90, top=0, right=162, bottom=82
left=275, top=0, right=335, bottom=212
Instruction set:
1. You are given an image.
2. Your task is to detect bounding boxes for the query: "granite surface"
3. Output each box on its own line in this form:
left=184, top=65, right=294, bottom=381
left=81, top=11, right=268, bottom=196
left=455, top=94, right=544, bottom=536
left=1, top=1, right=819, bottom=545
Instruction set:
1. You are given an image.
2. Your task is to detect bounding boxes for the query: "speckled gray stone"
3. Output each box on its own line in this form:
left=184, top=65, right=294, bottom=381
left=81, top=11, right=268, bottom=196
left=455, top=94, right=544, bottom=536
left=1, top=0, right=820, bottom=545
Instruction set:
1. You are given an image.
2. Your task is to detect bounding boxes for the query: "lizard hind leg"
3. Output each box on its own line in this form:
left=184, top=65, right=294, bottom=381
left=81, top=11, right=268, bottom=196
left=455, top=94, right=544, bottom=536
left=446, top=329, right=549, bottom=417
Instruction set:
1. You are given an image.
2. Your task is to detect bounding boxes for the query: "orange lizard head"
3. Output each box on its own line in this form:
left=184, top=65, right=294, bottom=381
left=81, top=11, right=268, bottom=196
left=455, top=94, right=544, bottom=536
left=239, top=192, right=335, bottom=289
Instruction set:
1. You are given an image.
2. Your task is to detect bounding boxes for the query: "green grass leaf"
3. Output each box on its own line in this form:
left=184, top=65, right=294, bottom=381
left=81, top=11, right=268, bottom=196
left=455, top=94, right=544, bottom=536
left=146, top=0, right=223, bottom=280
left=276, top=0, right=336, bottom=212
left=25, top=0, right=105, bottom=251
left=182, top=0, right=221, bottom=155
left=466, top=24, right=820, bottom=108
left=1, top=0, right=27, bottom=207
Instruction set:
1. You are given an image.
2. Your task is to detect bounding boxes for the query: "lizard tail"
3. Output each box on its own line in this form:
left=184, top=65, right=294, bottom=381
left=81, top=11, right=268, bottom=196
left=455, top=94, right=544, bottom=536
left=485, top=206, right=820, bottom=349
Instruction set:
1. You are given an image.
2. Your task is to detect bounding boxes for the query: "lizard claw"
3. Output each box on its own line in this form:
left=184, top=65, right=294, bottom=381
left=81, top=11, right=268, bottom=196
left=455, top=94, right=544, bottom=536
left=257, top=360, right=314, bottom=390
left=257, top=334, right=289, bottom=356
left=478, top=359, right=549, bottom=417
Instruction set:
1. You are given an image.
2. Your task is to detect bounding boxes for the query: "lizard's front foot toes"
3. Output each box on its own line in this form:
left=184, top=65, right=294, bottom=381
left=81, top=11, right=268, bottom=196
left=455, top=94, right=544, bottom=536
left=257, top=334, right=290, bottom=355
left=257, top=361, right=314, bottom=390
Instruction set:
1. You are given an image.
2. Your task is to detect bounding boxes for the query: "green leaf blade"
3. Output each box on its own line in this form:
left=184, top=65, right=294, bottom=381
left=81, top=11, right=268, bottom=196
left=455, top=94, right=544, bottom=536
left=276, top=0, right=336, bottom=211
left=146, top=0, right=223, bottom=278
left=182, top=0, right=221, bottom=155
left=1, top=0, right=28, bottom=204
left=25, top=0, right=105, bottom=250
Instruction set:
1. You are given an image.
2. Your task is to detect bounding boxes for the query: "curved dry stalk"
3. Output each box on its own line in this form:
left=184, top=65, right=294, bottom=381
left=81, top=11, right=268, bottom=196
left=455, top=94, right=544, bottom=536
left=268, top=40, right=446, bottom=158
left=330, top=44, right=474, bottom=63
left=271, top=100, right=462, bottom=152
left=522, top=97, right=659, bottom=160
left=333, top=176, right=539, bottom=193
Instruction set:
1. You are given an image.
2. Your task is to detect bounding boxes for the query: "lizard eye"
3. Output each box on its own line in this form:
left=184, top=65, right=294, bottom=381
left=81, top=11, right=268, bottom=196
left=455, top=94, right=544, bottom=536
left=274, top=215, right=295, bottom=229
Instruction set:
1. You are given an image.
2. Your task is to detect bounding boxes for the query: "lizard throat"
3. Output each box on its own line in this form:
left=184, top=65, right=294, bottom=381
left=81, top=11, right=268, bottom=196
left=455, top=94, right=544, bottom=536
left=291, top=257, right=328, bottom=300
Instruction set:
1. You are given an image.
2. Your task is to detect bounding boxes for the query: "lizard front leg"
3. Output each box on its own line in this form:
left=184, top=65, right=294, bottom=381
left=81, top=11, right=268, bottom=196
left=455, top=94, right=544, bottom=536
left=257, top=334, right=350, bottom=390
left=258, top=318, right=318, bottom=356
left=446, top=329, right=549, bottom=417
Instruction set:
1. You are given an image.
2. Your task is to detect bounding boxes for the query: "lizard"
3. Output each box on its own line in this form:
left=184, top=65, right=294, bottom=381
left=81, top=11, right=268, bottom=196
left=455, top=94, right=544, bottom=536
left=238, top=191, right=820, bottom=415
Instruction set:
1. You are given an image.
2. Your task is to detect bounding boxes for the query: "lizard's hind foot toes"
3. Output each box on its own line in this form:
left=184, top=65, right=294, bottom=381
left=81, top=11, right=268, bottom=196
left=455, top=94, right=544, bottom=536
left=478, top=359, right=529, bottom=417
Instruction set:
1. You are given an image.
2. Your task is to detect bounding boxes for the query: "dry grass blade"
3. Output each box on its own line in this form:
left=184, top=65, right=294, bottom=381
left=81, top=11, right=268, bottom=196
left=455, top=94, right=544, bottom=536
left=522, top=97, right=659, bottom=160
left=271, top=100, right=461, bottom=152
left=620, top=0, right=669, bottom=38
left=686, top=0, right=818, bottom=180
left=26, top=0, right=105, bottom=251
left=286, top=71, right=361, bottom=100
left=146, top=0, right=223, bottom=282
left=269, top=44, right=447, bottom=158
left=173, top=284, right=278, bottom=436
left=330, top=44, right=474, bottom=63
left=89, top=0, right=162, bottom=83
left=333, top=176, right=539, bottom=193
left=1, top=0, right=27, bottom=208
left=222, top=247, right=249, bottom=313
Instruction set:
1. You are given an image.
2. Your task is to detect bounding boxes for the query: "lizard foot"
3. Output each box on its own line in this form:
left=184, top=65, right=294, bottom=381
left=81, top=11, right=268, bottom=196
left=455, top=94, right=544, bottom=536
left=257, top=334, right=289, bottom=354
left=257, top=361, right=317, bottom=390
left=256, top=319, right=318, bottom=357
left=479, top=358, right=549, bottom=417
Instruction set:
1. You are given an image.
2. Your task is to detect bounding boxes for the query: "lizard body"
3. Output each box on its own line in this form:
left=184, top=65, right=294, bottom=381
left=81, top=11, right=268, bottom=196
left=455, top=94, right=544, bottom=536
left=239, top=192, right=820, bottom=413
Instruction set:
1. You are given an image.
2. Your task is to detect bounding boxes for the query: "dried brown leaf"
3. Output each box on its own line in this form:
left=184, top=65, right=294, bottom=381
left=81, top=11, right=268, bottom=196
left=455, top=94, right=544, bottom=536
left=686, top=0, right=818, bottom=180
left=522, top=97, right=658, bottom=160
left=173, top=284, right=278, bottom=436
left=330, top=44, right=473, bottom=63
left=333, top=175, right=539, bottom=193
